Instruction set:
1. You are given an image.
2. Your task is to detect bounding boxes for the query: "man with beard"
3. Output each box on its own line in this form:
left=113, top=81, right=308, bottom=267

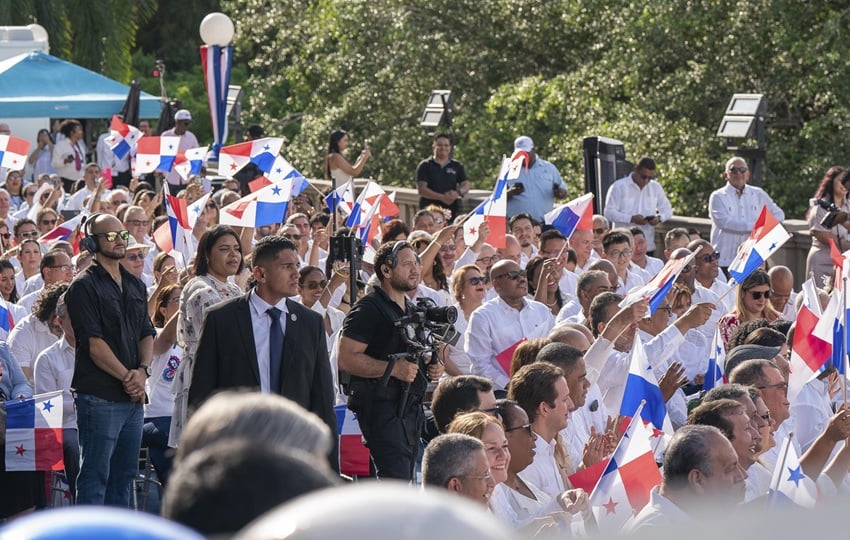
left=339, top=241, right=445, bottom=480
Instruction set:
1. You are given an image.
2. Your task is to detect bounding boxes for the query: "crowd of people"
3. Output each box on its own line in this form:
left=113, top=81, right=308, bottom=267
left=1, top=117, right=850, bottom=537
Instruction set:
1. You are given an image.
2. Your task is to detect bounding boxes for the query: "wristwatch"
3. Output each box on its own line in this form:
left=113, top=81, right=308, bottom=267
left=139, top=365, right=152, bottom=377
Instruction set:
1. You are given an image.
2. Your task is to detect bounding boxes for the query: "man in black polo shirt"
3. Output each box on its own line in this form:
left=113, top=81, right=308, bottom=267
left=66, top=214, right=156, bottom=506
left=338, top=241, right=444, bottom=480
left=416, top=133, right=470, bottom=219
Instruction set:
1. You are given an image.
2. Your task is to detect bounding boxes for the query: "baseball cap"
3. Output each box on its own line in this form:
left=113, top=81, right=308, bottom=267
left=514, top=136, right=534, bottom=152
left=724, top=344, right=781, bottom=376
left=175, top=109, right=193, bottom=121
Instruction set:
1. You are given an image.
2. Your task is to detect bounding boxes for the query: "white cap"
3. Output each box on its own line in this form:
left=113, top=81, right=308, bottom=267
left=514, top=135, right=533, bottom=152
left=174, top=109, right=193, bottom=121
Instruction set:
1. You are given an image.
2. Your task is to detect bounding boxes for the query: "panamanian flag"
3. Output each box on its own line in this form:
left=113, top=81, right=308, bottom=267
left=544, top=193, right=594, bottom=238
left=173, top=146, right=209, bottom=181
left=134, top=136, right=180, bottom=174
left=702, top=326, right=726, bottom=391
left=619, top=334, right=674, bottom=436
left=106, top=115, right=143, bottom=159
left=462, top=151, right=521, bottom=249
left=0, top=135, right=30, bottom=170
left=5, top=391, right=64, bottom=471
left=728, top=205, right=791, bottom=282
left=218, top=137, right=284, bottom=177
left=619, top=250, right=697, bottom=315
left=335, top=405, right=370, bottom=477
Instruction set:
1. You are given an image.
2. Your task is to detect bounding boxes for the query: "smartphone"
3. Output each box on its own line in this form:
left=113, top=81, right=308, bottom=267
left=364, top=139, right=370, bottom=150
left=511, top=182, right=525, bottom=194
left=102, top=167, right=113, bottom=189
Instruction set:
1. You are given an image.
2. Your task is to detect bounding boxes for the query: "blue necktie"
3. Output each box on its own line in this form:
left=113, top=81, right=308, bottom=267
left=267, top=307, right=283, bottom=393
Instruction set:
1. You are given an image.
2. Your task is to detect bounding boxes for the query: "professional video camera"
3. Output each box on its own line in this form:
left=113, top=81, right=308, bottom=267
left=814, top=198, right=842, bottom=229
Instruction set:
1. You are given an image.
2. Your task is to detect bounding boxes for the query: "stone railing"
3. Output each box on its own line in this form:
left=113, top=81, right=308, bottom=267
left=306, top=179, right=812, bottom=288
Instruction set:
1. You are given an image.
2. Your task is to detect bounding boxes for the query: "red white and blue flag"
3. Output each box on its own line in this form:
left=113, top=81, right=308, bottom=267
left=220, top=177, right=294, bottom=229
left=619, top=335, right=674, bottom=436
left=326, top=179, right=355, bottom=217
left=462, top=151, right=521, bottom=249
left=4, top=391, right=64, bottom=471
left=218, top=137, right=284, bottom=177
left=39, top=213, right=85, bottom=247
left=619, top=251, right=697, bottom=315
left=335, top=405, right=370, bottom=477
left=134, top=136, right=180, bottom=174
left=544, top=193, right=594, bottom=238
left=0, top=297, right=16, bottom=332
left=728, top=206, right=791, bottom=283
left=0, top=135, right=30, bottom=171
left=768, top=433, right=818, bottom=508
left=105, top=115, right=142, bottom=159
left=702, top=327, right=727, bottom=391
left=161, top=186, right=207, bottom=266
left=590, top=402, right=662, bottom=531
left=200, top=43, right=232, bottom=158
left=173, top=146, right=209, bottom=182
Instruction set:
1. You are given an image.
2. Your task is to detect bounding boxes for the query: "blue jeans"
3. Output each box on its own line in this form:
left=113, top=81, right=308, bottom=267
left=142, top=416, right=173, bottom=486
left=75, top=394, right=143, bottom=506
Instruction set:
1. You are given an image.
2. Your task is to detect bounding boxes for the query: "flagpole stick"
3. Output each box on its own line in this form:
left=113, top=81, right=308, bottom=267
left=713, top=278, right=738, bottom=306
left=767, top=432, right=793, bottom=508
left=843, top=277, right=848, bottom=407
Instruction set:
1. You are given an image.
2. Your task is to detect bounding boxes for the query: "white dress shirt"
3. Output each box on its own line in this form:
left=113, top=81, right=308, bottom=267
left=709, top=183, right=785, bottom=266
left=33, top=337, right=76, bottom=429
left=561, top=383, right=609, bottom=466
left=465, top=296, right=554, bottom=389
left=744, top=461, right=773, bottom=502
left=248, top=290, right=289, bottom=393
left=603, top=176, right=673, bottom=252
left=616, top=268, right=647, bottom=295
left=558, top=268, right=578, bottom=300
left=637, top=256, right=665, bottom=276
left=519, top=433, right=567, bottom=500
left=489, top=482, right=563, bottom=529
left=8, top=313, right=59, bottom=371
left=623, top=487, right=689, bottom=533
left=791, top=378, right=832, bottom=452
left=555, top=298, right=582, bottom=325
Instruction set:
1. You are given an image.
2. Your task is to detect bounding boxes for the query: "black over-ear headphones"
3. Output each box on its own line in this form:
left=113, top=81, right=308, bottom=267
left=384, top=240, right=408, bottom=273
left=79, top=213, right=103, bottom=254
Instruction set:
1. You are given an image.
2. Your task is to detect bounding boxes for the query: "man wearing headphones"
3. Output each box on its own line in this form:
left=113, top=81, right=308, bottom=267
left=65, top=213, right=156, bottom=506
left=339, top=241, right=444, bottom=480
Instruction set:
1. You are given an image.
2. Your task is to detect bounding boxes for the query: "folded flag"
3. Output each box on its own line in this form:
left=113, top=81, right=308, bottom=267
left=335, top=405, right=370, bottom=477
left=619, top=251, right=697, bottom=315
left=768, top=432, right=817, bottom=508
left=105, top=115, right=143, bottom=159
left=728, top=206, right=791, bottom=283
left=0, top=135, right=30, bottom=171
left=134, top=136, right=180, bottom=174
left=5, top=391, right=64, bottom=471
left=173, top=146, right=209, bottom=181
left=544, top=193, right=594, bottom=238
left=702, top=326, right=726, bottom=391
left=219, top=137, right=284, bottom=177
left=590, top=402, right=662, bottom=532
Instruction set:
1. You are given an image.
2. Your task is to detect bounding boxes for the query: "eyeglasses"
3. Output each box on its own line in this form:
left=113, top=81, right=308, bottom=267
left=747, top=290, right=771, bottom=300
left=476, top=255, right=501, bottom=265
left=0, top=233, right=10, bottom=240
left=505, top=423, right=533, bottom=435
left=639, top=174, right=655, bottom=181
left=127, top=220, right=149, bottom=228
left=657, top=306, right=673, bottom=315
left=466, top=276, right=487, bottom=286
left=24, top=192, right=36, bottom=198
left=206, top=202, right=217, bottom=209
left=494, top=269, right=526, bottom=281
left=433, top=217, right=445, bottom=225
left=48, top=264, right=73, bottom=272
left=607, top=248, right=633, bottom=259
left=19, top=230, right=39, bottom=239
left=462, top=469, right=492, bottom=481
left=700, top=252, right=721, bottom=263
left=40, top=219, right=57, bottom=227
left=283, top=234, right=302, bottom=241
left=439, top=244, right=456, bottom=252
left=756, top=381, right=788, bottom=392
left=728, top=166, right=749, bottom=174
left=304, top=280, right=327, bottom=290
left=93, top=229, right=130, bottom=242
left=126, top=253, right=144, bottom=262
left=593, top=228, right=608, bottom=235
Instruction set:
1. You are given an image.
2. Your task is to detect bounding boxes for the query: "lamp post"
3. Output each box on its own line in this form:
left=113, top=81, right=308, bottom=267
left=199, top=12, right=234, bottom=163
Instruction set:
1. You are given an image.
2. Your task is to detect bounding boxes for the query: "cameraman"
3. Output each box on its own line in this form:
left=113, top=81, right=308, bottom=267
left=338, top=241, right=444, bottom=480
left=806, top=166, right=850, bottom=285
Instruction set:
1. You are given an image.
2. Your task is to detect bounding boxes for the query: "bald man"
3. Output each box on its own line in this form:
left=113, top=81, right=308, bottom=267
left=768, top=266, right=796, bottom=321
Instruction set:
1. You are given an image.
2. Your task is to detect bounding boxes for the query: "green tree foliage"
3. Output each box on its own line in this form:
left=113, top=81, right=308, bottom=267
left=225, top=0, right=850, bottom=217
left=2, top=0, right=156, bottom=83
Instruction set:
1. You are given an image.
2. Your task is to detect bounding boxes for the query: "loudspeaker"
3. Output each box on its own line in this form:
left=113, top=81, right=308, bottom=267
left=583, top=136, right=629, bottom=215
left=79, top=213, right=103, bottom=254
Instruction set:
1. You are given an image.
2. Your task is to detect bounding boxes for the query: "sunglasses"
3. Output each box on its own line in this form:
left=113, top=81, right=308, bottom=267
left=48, top=264, right=73, bottom=272
left=19, top=231, right=39, bottom=239
left=40, top=219, right=57, bottom=227
left=466, top=276, right=487, bottom=286
left=126, top=253, right=144, bottom=262
left=494, top=269, right=526, bottom=281
left=283, top=234, right=302, bottom=241
left=127, top=220, right=150, bottom=228
left=700, top=252, right=721, bottom=263
left=206, top=202, right=217, bottom=209
left=0, top=233, right=10, bottom=240
left=304, top=280, right=327, bottom=290
left=756, top=381, right=787, bottom=393
left=639, top=174, right=655, bottom=181
left=476, top=255, right=501, bottom=265
left=747, top=290, right=771, bottom=300
left=24, top=192, right=36, bottom=197
left=728, top=166, right=749, bottom=174
left=505, top=423, right=533, bottom=435
left=94, top=229, right=130, bottom=242
left=593, top=228, right=608, bottom=235
left=439, top=244, right=456, bottom=252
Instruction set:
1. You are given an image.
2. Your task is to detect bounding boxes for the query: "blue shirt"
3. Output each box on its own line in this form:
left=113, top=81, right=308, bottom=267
left=506, top=157, right=567, bottom=222
left=0, top=342, right=32, bottom=400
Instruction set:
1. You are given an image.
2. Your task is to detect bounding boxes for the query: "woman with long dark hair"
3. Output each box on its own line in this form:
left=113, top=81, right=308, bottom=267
left=806, top=166, right=850, bottom=285
left=170, top=225, right=245, bottom=445
left=324, top=129, right=371, bottom=183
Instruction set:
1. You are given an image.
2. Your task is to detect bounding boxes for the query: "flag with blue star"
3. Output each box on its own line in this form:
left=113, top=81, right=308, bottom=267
left=703, top=327, right=726, bottom=391
left=4, top=390, right=64, bottom=471
left=133, top=136, right=180, bottom=174
left=728, top=205, right=791, bottom=283
left=769, top=432, right=818, bottom=508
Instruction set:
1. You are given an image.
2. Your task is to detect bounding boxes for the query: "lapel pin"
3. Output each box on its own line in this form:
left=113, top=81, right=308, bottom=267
left=290, top=313, right=297, bottom=322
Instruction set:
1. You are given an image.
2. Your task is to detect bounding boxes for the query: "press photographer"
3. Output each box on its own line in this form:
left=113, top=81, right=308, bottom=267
left=806, top=167, right=850, bottom=286
left=338, top=241, right=447, bottom=480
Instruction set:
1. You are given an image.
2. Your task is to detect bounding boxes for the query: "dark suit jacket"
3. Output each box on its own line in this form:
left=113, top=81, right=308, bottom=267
left=188, top=294, right=339, bottom=470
